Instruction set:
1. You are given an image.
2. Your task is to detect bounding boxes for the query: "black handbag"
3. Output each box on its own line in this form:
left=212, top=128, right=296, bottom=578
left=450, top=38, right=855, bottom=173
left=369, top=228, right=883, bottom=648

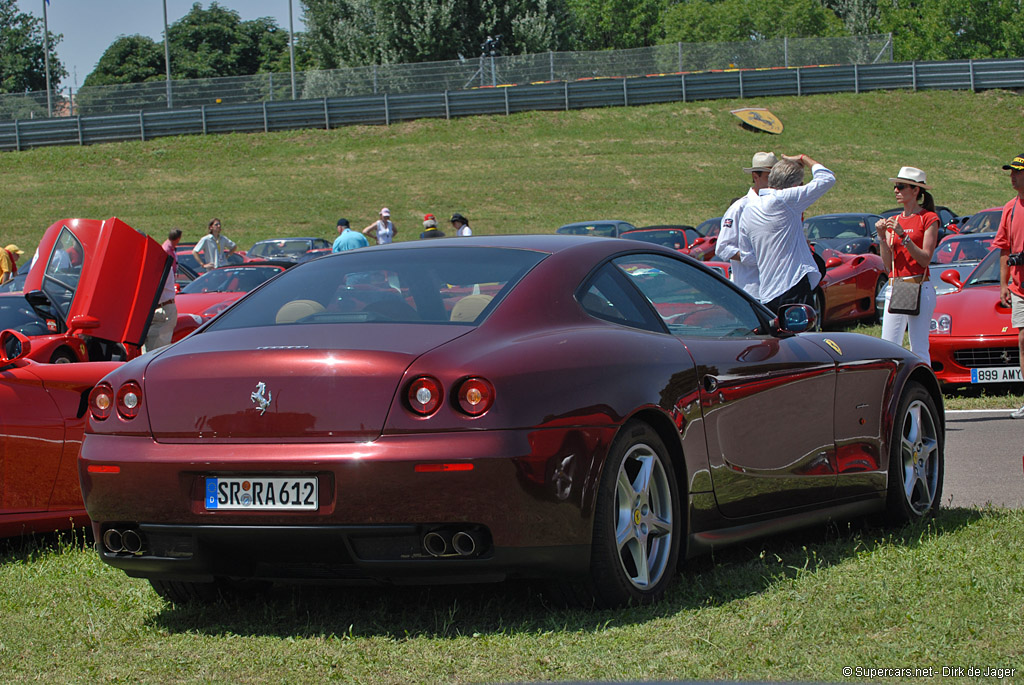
left=888, top=277, right=922, bottom=315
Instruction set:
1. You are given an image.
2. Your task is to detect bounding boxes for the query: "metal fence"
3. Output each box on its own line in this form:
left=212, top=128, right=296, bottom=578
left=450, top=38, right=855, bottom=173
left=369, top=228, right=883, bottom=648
left=0, top=35, right=892, bottom=120
left=2, top=57, right=1020, bottom=153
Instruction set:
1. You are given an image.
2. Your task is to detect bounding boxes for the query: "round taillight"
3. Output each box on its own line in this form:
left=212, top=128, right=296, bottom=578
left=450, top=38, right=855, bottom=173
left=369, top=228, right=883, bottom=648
left=89, top=383, right=113, bottom=421
left=116, top=381, right=143, bottom=419
left=456, top=377, right=494, bottom=416
left=407, top=376, right=443, bottom=416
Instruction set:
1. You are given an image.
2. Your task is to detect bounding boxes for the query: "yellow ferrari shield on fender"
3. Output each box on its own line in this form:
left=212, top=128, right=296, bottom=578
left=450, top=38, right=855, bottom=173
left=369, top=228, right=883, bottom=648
left=731, top=108, right=783, bottom=134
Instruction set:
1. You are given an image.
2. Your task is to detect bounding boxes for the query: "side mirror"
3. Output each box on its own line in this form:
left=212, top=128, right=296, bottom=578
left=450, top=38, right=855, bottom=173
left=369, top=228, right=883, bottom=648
left=825, top=257, right=842, bottom=269
left=0, top=329, right=31, bottom=364
left=68, top=313, right=101, bottom=332
left=940, top=269, right=963, bottom=292
left=775, top=304, right=816, bottom=334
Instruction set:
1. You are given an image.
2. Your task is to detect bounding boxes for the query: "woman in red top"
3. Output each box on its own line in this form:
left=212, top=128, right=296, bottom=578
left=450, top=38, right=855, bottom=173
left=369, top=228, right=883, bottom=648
left=875, top=167, right=940, bottom=363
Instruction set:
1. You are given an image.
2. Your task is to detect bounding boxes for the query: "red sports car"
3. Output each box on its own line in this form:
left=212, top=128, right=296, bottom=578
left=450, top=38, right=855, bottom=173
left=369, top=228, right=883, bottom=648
left=623, top=226, right=718, bottom=262
left=175, top=262, right=292, bottom=322
left=1, top=218, right=199, bottom=363
left=80, top=236, right=943, bottom=607
left=930, top=249, right=1020, bottom=386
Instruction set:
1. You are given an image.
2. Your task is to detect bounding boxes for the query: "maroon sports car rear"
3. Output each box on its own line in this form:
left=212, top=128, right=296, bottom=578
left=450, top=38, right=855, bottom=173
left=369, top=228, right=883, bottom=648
left=80, top=236, right=944, bottom=607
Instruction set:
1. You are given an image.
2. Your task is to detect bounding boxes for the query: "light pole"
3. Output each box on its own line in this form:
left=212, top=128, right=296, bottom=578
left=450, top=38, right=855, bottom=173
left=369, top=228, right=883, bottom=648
left=42, top=0, right=52, bottom=116
left=163, top=0, right=173, bottom=108
left=288, top=0, right=296, bottom=100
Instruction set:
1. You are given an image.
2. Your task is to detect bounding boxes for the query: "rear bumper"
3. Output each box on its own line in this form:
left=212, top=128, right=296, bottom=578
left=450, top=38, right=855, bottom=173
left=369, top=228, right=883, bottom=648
left=80, top=427, right=613, bottom=583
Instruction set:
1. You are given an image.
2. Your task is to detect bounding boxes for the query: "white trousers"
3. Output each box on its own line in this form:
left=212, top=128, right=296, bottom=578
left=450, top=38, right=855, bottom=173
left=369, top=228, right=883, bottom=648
left=881, top=282, right=936, bottom=364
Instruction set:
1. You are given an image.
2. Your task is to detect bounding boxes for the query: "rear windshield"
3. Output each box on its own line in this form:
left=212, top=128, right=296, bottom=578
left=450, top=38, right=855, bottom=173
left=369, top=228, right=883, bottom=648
left=205, top=246, right=546, bottom=331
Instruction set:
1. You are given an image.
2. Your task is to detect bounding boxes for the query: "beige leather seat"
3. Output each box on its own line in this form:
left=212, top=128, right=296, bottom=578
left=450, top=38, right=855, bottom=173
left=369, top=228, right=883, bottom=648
left=450, top=294, right=493, bottom=322
left=275, top=299, right=324, bottom=324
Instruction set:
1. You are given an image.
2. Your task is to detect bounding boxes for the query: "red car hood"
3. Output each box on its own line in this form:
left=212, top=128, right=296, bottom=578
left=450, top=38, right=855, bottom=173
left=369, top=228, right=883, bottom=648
left=142, top=324, right=471, bottom=442
left=934, top=285, right=1012, bottom=336
left=175, top=291, right=245, bottom=318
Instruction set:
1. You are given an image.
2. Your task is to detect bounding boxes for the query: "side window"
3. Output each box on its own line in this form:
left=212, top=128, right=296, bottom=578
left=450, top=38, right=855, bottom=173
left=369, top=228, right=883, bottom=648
left=578, top=265, right=661, bottom=330
left=613, top=254, right=763, bottom=338
left=41, top=227, right=84, bottom=320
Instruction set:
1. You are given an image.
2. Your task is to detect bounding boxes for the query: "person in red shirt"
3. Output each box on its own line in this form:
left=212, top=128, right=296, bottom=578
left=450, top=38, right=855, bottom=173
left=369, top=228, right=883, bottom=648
left=992, top=153, right=1024, bottom=418
left=875, top=167, right=940, bottom=363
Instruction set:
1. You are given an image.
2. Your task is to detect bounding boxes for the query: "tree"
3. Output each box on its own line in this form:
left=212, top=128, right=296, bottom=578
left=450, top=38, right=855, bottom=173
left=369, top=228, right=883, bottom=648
left=0, top=0, right=66, bottom=93
left=81, top=36, right=166, bottom=87
left=299, top=0, right=572, bottom=67
left=875, top=0, right=1024, bottom=61
left=565, top=0, right=666, bottom=50
left=661, top=0, right=846, bottom=44
left=83, top=1, right=307, bottom=85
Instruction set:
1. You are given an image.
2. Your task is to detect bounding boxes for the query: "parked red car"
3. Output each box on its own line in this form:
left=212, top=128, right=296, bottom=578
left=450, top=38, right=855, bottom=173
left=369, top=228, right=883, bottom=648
left=1, top=218, right=199, bottom=364
left=0, top=347, right=119, bottom=536
left=625, top=225, right=718, bottom=262
left=930, top=249, right=1020, bottom=386
left=81, top=236, right=942, bottom=607
left=175, top=261, right=292, bottom=322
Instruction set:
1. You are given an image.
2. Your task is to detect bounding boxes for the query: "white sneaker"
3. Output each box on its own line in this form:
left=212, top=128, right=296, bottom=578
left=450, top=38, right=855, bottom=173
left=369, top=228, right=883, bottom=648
left=1011, top=405, right=1024, bottom=419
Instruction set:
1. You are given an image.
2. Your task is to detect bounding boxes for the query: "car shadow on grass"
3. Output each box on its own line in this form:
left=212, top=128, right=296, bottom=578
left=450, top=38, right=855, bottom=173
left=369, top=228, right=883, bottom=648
left=146, top=507, right=988, bottom=638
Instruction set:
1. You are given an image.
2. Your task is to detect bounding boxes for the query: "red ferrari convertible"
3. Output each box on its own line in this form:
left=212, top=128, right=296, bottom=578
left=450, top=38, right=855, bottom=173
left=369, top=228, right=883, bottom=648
left=81, top=236, right=943, bottom=607
left=930, top=249, right=1020, bottom=386
left=623, top=226, right=718, bottom=262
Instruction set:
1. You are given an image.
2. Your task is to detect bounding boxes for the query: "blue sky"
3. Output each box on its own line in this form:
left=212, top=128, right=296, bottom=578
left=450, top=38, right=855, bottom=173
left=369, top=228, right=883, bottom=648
left=17, top=1, right=307, bottom=90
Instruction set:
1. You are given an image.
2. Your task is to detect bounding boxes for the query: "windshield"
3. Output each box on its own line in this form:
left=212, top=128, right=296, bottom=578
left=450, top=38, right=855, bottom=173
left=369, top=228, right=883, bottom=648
left=557, top=223, right=618, bottom=237
left=622, top=230, right=689, bottom=250
left=250, top=239, right=316, bottom=259
left=959, top=210, right=1001, bottom=234
left=0, top=296, right=53, bottom=336
left=205, top=246, right=546, bottom=331
left=803, top=215, right=875, bottom=240
left=932, top=236, right=993, bottom=264
left=182, top=266, right=282, bottom=294
left=40, top=226, right=84, bottom=322
left=963, top=248, right=1001, bottom=287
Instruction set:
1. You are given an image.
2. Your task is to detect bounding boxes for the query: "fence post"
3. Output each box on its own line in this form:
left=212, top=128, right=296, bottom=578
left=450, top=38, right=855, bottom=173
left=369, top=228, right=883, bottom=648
left=504, top=87, right=510, bottom=116
left=738, top=70, right=744, bottom=99
left=269, top=73, right=274, bottom=101
left=912, top=61, right=917, bottom=91
left=201, top=105, right=207, bottom=135
left=564, top=82, right=569, bottom=111
left=444, top=90, right=450, bottom=120
left=549, top=51, right=555, bottom=81
left=796, top=68, right=802, bottom=97
left=681, top=73, right=687, bottom=102
left=263, top=101, right=269, bottom=133
left=622, top=78, right=628, bottom=107
left=77, top=115, right=83, bottom=146
left=854, top=63, right=859, bottom=94
left=383, top=93, right=390, bottom=125
left=323, top=98, right=330, bottom=129
left=14, top=119, right=20, bottom=152
left=784, top=37, right=789, bottom=69
left=373, top=65, right=378, bottom=94
left=139, top=111, right=146, bottom=142
left=969, top=59, right=975, bottom=91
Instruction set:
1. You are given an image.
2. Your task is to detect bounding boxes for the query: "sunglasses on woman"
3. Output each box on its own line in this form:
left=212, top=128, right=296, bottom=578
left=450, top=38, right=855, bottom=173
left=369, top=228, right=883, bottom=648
left=893, top=183, right=915, bottom=191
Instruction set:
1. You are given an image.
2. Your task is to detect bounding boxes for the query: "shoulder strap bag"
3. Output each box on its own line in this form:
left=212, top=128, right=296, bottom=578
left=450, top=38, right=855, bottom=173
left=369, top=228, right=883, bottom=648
left=886, top=220, right=922, bottom=315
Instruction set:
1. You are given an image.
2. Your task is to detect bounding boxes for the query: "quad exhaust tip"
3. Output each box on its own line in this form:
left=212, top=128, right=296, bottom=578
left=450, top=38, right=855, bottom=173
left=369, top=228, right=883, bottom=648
left=422, top=527, right=485, bottom=558
left=101, top=527, right=146, bottom=555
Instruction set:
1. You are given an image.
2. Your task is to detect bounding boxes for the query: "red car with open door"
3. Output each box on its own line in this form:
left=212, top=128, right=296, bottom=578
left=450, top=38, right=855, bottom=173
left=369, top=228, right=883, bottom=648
left=5, top=218, right=198, bottom=363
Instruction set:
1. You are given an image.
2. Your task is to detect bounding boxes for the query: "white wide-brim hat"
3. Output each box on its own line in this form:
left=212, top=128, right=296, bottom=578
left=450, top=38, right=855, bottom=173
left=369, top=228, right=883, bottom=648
left=888, top=166, right=931, bottom=189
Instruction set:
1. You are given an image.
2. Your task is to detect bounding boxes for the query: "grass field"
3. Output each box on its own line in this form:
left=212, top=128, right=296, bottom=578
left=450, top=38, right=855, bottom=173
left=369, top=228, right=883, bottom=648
left=2, top=90, right=1024, bottom=682
left=2, top=510, right=1022, bottom=682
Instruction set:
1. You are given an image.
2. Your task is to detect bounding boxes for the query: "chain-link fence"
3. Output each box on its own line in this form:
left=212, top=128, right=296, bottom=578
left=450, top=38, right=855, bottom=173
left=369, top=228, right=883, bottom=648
left=0, top=34, right=892, bottom=120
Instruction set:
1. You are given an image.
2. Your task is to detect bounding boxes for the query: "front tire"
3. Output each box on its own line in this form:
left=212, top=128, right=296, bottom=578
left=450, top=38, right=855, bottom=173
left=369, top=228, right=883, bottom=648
left=49, top=347, right=75, bottom=364
left=586, top=421, right=681, bottom=608
left=886, top=382, right=943, bottom=524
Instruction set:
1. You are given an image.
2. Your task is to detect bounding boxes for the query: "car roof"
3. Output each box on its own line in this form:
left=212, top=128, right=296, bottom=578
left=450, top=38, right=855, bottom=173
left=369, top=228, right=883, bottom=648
left=252, top=237, right=323, bottom=243
left=633, top=225, right=697, bottom=231
left=806, top=212, right=880, bottom=219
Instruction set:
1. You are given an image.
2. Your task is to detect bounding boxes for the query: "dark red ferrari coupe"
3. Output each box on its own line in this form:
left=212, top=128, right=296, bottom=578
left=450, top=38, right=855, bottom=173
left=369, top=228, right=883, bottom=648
left=930, top=249, right=1020, bottom=386
left=80, top=236, right=944, bottom=607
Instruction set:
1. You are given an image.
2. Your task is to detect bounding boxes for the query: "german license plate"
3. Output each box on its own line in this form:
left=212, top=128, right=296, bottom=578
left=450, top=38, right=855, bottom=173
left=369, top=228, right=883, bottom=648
left=970, top=367, right=1022, bottom=383
left=205, top=477, right=318, bottom=510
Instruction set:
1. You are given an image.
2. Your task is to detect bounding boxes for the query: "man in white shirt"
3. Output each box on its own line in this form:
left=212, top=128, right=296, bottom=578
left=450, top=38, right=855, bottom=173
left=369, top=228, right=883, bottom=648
left=739, top=154, right=836, bottom=314
left=193, top=218, right=236, bottom=269
left=715, top=151, right=778, bottom=299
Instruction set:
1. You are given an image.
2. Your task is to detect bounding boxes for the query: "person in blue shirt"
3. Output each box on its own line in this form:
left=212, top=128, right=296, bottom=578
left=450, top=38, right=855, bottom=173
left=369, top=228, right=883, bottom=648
left=332, top=218, right=369, bottom=252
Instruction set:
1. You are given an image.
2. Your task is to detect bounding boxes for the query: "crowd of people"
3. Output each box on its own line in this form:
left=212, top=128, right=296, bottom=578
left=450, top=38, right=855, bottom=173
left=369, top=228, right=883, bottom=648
left=715, top=148, right=1024, bottom=418
left=331, top=208, right=474, bottom=252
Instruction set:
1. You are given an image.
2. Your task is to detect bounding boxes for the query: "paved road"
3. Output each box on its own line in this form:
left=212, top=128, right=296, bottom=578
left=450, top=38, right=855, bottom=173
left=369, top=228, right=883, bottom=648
left=943, top=410, right=1024, bottom=509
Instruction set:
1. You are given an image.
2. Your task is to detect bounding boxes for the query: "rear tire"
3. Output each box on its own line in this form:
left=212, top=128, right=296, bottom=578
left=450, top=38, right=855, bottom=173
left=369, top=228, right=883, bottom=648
left=885, top=382, right=943, bottom=524
left=575, top=421, right=681, bottom=608
left=812, top=290, right=825, bottom=331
